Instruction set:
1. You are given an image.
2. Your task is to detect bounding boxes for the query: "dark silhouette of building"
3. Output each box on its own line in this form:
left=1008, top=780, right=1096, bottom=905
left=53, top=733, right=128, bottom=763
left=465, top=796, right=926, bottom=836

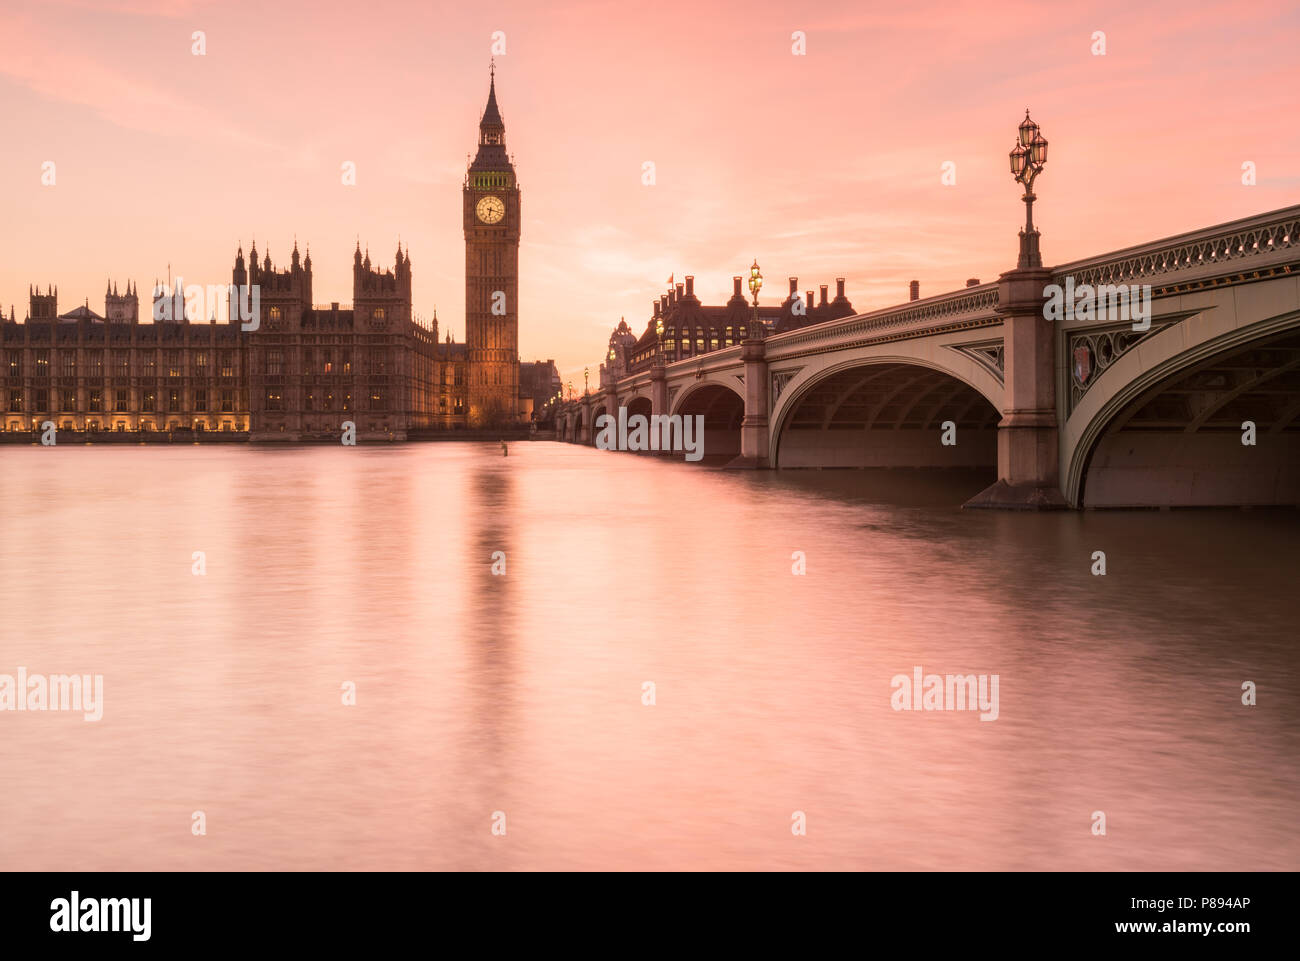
left=607, top=275, right=853, bottom=378
left=519, top=359, right=561, bottom=421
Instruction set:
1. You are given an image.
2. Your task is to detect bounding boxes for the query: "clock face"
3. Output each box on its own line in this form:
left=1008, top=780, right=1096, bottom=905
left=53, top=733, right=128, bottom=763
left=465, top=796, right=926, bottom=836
left=476, top=195, right=505, bottom=224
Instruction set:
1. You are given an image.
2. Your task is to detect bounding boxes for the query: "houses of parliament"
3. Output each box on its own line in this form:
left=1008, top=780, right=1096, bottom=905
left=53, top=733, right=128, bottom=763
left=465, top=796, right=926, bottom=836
left=0, top=71, right=558, bottom=440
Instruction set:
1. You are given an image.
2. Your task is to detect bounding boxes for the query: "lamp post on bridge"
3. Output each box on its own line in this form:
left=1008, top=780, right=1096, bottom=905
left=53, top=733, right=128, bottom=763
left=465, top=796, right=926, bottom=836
left=650, top=315, right=669, bottom=417
left=583, top=366, right=589, bottom=396
left=734, top=259, right=770, bottom=468
left=967, top=108, right=1067, bottom=509
left=1009, top=109, right=1049, bottom=269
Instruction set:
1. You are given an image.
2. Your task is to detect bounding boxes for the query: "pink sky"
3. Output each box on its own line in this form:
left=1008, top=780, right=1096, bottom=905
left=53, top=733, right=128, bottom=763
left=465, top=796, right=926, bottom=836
left=1, top=0, right=1297, bottom=382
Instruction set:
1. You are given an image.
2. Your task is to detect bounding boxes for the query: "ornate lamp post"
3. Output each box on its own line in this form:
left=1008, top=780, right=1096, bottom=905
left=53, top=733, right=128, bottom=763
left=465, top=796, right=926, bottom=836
left=566, top=380, right=573, bottom=401
left=747, top=260, right=764, bottom=340
left=1009, top=110, right=1049, bottom=268
left=583, top=366, right=589, bottom=395
left=655, top=317, right=665, bottom=365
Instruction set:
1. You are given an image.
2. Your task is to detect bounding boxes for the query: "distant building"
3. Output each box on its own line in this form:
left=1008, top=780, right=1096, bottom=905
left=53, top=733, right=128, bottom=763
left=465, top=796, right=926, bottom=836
left=2, top=282, right=252, bottom=436
left=464, top=64, right=523, bottom=427
left=236, top=239, right=463, bottom=438
left=519, top=359, right=561, bottom=422
left=0, top=248, right=472, bottom=439
left=0, top=70, right=539, bottom=440
left=608, top=275, right=853, bottom=378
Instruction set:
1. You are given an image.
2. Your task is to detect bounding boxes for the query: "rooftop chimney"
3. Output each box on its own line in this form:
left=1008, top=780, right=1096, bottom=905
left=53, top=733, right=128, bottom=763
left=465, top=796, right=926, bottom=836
left=676, top=283, right=684, bottom=301
left=966, top=278, right=980, bottom=287
left=685, top=276, right=694, bottom=299
left=819, top=285, right=828, bottom=307
left=733, top=276, right=743, bottom=297
left=835, top=278, right=846, bottom=300
left=909, top=280, right=920, bottom=301
left=805, top=291, right=814, bottom=311
left=789, top=277, right=798, bottom=297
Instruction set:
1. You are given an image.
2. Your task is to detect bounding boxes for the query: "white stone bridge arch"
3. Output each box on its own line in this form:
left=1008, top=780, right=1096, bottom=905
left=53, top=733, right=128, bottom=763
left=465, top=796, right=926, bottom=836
left=557, top=204, right=1300, bottom=508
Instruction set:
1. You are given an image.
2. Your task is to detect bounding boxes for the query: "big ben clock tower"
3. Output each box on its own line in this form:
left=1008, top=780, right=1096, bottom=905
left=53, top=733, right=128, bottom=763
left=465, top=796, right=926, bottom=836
left=464, top=63, right=520, bottom=426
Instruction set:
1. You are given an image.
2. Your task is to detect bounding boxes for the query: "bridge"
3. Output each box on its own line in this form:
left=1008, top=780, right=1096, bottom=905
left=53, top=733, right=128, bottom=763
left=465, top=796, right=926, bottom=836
left=554, top=205, right=1300, bottom=509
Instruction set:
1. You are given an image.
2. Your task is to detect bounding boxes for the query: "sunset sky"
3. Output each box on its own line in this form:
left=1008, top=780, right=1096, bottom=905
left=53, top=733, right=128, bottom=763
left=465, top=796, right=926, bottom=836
left=1, top=0, right=1297, bottom=382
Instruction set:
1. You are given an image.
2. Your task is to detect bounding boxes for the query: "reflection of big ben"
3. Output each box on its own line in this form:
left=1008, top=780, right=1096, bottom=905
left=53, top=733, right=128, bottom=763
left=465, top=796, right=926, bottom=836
left=464, top=63, right=520, bottom=426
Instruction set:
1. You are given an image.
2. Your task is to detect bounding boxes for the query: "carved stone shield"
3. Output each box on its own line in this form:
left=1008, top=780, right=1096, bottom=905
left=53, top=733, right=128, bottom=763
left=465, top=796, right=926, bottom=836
left=1073, top=343, right=1093, bottom=386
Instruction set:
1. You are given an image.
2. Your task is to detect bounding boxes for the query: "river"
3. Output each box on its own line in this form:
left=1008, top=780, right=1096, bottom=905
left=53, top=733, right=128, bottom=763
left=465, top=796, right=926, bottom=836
left=1, top=443, right=1296, bottom=870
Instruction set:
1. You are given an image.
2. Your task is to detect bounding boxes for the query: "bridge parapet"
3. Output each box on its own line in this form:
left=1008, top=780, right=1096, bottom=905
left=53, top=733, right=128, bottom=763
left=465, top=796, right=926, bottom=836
left=1052, top=205, right=1300, bottom=293
left=762, top=283, right=1001, bottom=361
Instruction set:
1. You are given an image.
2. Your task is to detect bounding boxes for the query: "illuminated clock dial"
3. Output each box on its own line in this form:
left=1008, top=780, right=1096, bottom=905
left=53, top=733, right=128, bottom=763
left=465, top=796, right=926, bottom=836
left=476, top=195, right=505, bottom=224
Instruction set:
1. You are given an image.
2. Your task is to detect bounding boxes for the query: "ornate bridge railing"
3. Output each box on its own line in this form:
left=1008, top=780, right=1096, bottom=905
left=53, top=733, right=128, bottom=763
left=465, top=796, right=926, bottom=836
left=1052, top=205, right=1300, bottom=292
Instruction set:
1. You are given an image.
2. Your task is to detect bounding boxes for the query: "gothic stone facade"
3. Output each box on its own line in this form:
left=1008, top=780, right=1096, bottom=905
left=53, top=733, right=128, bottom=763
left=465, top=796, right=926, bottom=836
left=235, top=241, right=467, bottom=440
left=603, top=275, right=854, bottom=381
left=464, top=68, right=522, bottom=427
left=0, top=252, right=467, bottom=440
left=2, top=283, right=253, bottom=435
left=0, top=73, right=532, bottom=439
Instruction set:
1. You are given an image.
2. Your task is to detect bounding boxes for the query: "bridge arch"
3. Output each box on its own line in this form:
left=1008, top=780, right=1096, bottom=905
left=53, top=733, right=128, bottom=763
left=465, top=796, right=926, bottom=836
left=669, top=377, right=745, bottom=416
left=626, top=395, right=653, bottom=420
left=590, top=403, right=609, bottom=445
left=567, top=406, right=588, bottom=443
left=769, top=353, right=1004, bottom=469
left=1065, top=310, right=1300, bottom=507
left=669, top=378, right=745, bottom=461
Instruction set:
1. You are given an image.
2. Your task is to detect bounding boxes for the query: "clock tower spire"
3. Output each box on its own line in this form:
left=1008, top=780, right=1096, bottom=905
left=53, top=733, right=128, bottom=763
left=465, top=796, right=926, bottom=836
left=464, top=63, right=520, bottom=426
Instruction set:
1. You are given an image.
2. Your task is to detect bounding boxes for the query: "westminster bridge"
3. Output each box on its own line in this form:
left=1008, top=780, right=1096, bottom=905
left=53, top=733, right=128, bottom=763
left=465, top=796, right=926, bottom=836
left=555, top=204, right=1300, bottom=509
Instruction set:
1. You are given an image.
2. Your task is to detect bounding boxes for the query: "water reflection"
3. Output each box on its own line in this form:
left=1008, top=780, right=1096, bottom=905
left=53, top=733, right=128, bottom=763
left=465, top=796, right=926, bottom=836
left=0, top=444, right=1296, bottom=870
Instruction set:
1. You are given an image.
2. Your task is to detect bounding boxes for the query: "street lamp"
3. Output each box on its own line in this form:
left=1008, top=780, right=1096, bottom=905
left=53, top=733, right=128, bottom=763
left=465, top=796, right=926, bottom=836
left=1009, top=109, right=1049, bottom=268
left=567, top=380, right=573, bottom=401
left=583, top=366, right=589, bottom=395
left=655, top=317, right=665, bottom=364
left=747, top=260, right=764, bottom=340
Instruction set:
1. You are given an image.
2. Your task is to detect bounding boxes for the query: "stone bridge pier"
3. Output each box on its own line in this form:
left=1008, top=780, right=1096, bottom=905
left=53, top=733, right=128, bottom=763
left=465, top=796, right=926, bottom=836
left=732, top=338, right=770, bottom=469
left=965, top=264, right=1068, bottom=508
